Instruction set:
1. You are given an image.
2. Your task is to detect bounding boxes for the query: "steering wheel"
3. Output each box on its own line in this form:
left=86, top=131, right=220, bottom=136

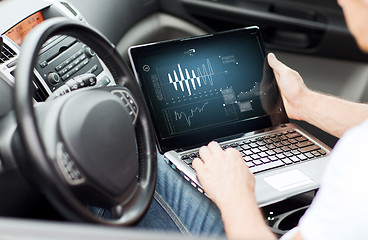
left=14, top=17, right=157, bottom=225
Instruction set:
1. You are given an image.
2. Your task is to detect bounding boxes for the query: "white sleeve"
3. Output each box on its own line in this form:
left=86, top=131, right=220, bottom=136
left=296, top=119, right=368, bottom=240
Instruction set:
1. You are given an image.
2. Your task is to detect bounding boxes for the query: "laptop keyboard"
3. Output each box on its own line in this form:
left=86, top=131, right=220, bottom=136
left=180, top=130, right=327, bottom=174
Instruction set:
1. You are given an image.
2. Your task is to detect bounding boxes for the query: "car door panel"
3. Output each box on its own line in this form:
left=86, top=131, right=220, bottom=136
left=180, top=0, right=368, bottom=62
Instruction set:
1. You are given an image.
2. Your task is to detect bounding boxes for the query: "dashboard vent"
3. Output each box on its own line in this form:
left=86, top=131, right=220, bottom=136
left=32, top=79, right=48, bottom=102
left=0, top=42, right=17, bottom=64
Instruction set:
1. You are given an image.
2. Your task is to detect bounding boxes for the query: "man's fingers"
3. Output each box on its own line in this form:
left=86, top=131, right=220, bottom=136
left=192, top=158, right=205, bottom=184
left=207, top=141, right=223, bottom=153
left=267, top=53, right=282, bottom=70
left=225, top=147, right=242, bottom=158
left=198, top=145, right=211, bottom=160
left=267, top=53, right=291, bottom=77
left=192, top=157, right=204, bottom=172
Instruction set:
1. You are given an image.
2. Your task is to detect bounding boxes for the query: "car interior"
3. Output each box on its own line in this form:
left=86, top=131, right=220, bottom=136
left=0, top=0, right=367, bottom=238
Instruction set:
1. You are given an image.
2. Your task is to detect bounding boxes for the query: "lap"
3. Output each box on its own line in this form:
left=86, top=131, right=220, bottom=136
left=138, top=154, right=224, bottom=237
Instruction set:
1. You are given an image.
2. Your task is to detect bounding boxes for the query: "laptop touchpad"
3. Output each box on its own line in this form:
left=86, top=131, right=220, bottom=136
left=264, top=170, right=314, bottom=192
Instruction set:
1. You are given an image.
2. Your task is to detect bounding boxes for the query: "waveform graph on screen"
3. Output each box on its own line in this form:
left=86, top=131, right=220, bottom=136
left=163, top=98, right=238, bottom=135
left=174, top=102, right=209, bottom=127
left=162, top=58, right=226, bottom=99
left=163, top=100, right=212, bottom=134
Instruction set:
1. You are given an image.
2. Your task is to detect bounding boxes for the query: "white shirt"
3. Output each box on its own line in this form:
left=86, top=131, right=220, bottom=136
left=281, top=119, right=368, bottom=240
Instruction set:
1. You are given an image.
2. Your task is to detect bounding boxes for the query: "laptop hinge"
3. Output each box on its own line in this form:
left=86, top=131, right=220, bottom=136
left=215, top=133, right=245, bottom=143
left=174, top=148, right=184, bottom=153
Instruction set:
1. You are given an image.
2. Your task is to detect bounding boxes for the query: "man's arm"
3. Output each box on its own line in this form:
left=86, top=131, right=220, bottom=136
left=268, top=53, right=368, bottom=138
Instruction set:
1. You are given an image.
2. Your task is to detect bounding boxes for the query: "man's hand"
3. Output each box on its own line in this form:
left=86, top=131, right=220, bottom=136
left=192, top=141, right=254, bottom=211
left=192, top=142, right=276, bottom=239
left=267, top=53, right=310, bottom=121
left=268, top=53, right=368, bottom=137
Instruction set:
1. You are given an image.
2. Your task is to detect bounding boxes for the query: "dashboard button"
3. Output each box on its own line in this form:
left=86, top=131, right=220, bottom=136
left=87, top=64, right=98, bottom=73
left=39, top=61, right=48, bottom=68
left=59, top=67, right=69, bottom=76
left=47, top=72, right=61, bottom=85
left=7, top=60, right=17, bottom=68
left=84, top=46, right=95, bottom=58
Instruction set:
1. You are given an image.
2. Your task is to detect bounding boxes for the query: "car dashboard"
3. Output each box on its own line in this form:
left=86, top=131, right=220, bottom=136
left=0, top=0, right=115, bottom=104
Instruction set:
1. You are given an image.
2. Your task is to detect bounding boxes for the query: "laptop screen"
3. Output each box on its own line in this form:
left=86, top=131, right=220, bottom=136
left=129, top=27, right=287, bottom=153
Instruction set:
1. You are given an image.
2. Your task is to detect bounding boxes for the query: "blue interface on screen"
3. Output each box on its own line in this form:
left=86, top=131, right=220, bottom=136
left=133, top=31, right=282, bottom=139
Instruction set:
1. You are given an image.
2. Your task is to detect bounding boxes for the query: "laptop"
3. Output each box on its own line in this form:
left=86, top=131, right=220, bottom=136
left=129, top=26, right=331, bottom=207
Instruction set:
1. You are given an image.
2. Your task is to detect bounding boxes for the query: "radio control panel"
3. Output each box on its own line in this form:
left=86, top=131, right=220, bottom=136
left=35, top=35, right=104, bottom=92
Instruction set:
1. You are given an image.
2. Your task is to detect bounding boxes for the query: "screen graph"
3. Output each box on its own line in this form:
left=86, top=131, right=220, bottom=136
left=157, top=56, right=228, bottom=101
left=163, top=99, right=238, bottom=135
left=173, top=101, right=209, bottom=126
left=168, top=59, right=214, bottom=96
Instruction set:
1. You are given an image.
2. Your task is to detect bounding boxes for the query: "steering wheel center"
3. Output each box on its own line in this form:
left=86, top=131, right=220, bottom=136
left=58, top=91, right=138, bottom=196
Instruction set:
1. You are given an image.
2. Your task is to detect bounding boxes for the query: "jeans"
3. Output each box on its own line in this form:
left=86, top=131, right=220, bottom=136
left=89, top=153, right=225, bottom=237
